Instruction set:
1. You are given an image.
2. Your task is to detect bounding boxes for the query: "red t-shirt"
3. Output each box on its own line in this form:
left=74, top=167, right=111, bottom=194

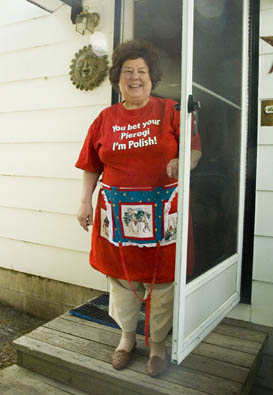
left=76, top=96, right=201, bottom=283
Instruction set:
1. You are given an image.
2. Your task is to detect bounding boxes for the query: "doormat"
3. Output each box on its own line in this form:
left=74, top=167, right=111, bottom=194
left=69, top=294, right=146, bottom=336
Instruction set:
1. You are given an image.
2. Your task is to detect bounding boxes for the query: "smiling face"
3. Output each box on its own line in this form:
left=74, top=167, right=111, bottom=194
left=118, top=58, right=152, bottom=109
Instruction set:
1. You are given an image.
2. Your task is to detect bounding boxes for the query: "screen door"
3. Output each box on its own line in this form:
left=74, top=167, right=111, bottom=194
left=121, top=0, right=249, bottom=364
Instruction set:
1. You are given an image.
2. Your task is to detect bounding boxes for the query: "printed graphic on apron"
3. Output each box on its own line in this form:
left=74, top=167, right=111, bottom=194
left=164, top=212, right=178, bottom=241
left=100, top=208, right=110, bottom=240
left=120, top=203, right=155, bottom=240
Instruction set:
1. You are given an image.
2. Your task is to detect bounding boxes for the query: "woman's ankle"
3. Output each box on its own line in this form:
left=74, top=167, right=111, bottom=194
left=149, top=340, right=166, bottom=359
left=115, top=330, right=136, bottom=352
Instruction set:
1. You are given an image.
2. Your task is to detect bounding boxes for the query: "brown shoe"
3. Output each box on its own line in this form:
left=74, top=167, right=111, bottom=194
left=147, top=353, right=168, bottom=377
left=111, top=343, right=136, bottom=370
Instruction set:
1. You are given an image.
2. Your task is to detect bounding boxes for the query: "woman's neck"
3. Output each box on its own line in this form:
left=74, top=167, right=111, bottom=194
left=122, top=97, right=150, bottom=110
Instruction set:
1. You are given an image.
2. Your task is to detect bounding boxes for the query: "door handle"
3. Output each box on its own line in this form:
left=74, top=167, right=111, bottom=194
left=188, top=95, right=201, bottom=136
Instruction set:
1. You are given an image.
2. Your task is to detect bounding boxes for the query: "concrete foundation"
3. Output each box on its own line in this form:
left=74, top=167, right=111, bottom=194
left=0, top=267, right=104, bottom=321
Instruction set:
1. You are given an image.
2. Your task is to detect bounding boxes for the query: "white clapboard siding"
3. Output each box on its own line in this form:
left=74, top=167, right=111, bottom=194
left=253, top=236, right=273, bottom=283
left=261, top=0, right=273, bottom=11
left=0, top=237, right=107, bottom=290
left=255, top=191, right=273, bottom=237
left=0, top=176, right=81, bottom=215
left=25, top=0, right=64, bottom=13
left=0, top=176, right=99, bottom=215
left=256, top=145, right=273, bottom=190
left=0, top=105, right=104, bottom=143
left=0, top=76, right=111, bottom=113
left=251, top=281, right=273, bottom=327
left=260, top=38, right=273, bottom=55
left=0, top=6, right=78, bottom=54
left=0, top=206, right=91, bottom=253
left=251, top=2, right=273, bottom=323
left=0, top=142, right=83, bottom=179
left=0, top=2, right=115, bottom=55
left=0, top=0, right=114, bottom=288
left=0, top=0, right=48, bottom=27
left=257, top=125, right=273, bottom=145
left=0, top=6, right=69, bottom=54
left=0, top=175, right=100, bottom=215
left=0, top=37, right=90, bottom=83
left=0, top=33, right=113, bottom=83
left=260, top=8, right=273, bottom=55
left=259, top=54, right=273, bottom=99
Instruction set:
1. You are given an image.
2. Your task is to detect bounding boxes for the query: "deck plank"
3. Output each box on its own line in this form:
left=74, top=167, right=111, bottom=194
left=182, top=353, right=249, bottom=384
left=45, top=316, right=259, bottom=375
left=27, top=326, right=115, bottom=363
left=22, top=326, right=244, bottom=395
left=203, top=332, right=262, bottom=354
left=214, top=323, right=267, bottom=344
left=12, top=313, right=267, bottom=395
left=44, top=317, right=130, bottom=349
left=193, top=342, right=256, bottom=368
left=59, top=313, right=173, bottom=346
left=14, top=336, right=208, bottom=395
left=45, top=316, right=251, bottom=383
left=0, top=365, right=85, bottom=395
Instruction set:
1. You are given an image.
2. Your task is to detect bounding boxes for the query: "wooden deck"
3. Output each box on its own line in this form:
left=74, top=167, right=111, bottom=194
left=13, top=313, right=267, bottom=395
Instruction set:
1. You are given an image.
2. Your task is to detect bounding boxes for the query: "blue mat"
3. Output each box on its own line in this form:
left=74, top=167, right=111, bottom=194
left=69, top=294, right=146, bottom=335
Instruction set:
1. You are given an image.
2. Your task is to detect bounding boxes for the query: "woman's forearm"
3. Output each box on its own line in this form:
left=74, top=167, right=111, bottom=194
left=80, top=171, right=100, bottom=203
left=190, top=149, right=202, bottom=170
left=78, top=171, right=100, bottom=231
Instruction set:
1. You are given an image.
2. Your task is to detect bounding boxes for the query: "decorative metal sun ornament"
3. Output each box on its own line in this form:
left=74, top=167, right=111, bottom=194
left=69, top=45, right=108, bottom=91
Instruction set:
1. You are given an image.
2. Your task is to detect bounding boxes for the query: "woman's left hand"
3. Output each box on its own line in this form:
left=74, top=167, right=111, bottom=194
left=167, top=159, right=179, bottom=178
left=167, top=150, right=202, bottom=178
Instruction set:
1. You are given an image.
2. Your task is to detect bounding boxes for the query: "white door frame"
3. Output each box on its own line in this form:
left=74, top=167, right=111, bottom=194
left=171, top=0, right=195, bottom=364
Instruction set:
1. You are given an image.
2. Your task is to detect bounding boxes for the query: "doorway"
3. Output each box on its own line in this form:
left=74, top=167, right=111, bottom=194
left=120, top=0, right=249, bottom=363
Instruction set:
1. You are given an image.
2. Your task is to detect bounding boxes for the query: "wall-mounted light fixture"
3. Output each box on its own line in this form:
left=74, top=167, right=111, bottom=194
left=75, top=7, right=100, bottom=35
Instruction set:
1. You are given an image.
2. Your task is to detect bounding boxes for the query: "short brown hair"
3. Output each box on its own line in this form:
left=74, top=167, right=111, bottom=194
left=109, top=40, right=162, bottom=92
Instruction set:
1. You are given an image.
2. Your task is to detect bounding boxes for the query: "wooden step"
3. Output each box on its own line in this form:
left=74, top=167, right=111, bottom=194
left=0, top=365, right=87, bottom=394
left=13, top=313, right=267, bottom=395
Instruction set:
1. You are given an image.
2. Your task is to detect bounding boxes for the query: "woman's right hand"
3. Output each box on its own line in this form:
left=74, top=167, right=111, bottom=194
left=167, top=158, right=179, bottom=179
left=77, top=202, right=93, bottom=232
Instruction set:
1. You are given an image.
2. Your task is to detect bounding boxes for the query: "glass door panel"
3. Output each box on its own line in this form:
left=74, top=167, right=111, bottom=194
left=190, top=87, right=242, bottom=277
left=133, top=0, right=244, bottom=280
left=134, top=0, right=182, bottom=101
left=190, top=0, right=243, bottom=279
left=193, top=0, right=243, bottom=106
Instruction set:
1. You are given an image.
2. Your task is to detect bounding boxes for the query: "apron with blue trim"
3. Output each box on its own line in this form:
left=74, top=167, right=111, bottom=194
left=100, top=182, right=178, bottom=247
left=100, top=182, right=178, bottom=346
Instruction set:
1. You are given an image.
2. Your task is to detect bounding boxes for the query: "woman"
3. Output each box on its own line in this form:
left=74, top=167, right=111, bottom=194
left=76, top=40, right=201, bottom=377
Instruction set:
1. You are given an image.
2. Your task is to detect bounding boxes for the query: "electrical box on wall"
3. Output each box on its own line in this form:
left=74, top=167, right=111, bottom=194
left=261, top=100, right=273, bottom=126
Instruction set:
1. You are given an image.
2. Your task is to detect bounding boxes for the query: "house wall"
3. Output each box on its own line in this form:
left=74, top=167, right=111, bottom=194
left=251, top=0, right=273, bottom=327
left=0, top=0, right=115, bottom=307
left=1, top=0, right=272, bottom=326
left=229, top=0, right=273, bottom=326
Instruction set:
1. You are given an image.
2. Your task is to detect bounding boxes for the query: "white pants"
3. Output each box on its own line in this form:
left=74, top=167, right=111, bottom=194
left=109, top=278, right=174, bottom=343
